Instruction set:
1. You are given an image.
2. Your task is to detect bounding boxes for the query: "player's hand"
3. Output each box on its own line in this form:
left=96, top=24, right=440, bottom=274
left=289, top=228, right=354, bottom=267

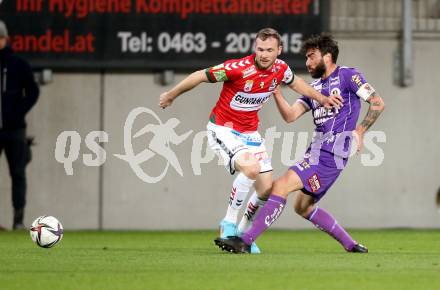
left=352, top=127, right=364, bottom=154
left=159, top=92, right=174, bottom=109
left=272, top=86, right=282, bottom=99
left=321, top=94, right=343, bottom=110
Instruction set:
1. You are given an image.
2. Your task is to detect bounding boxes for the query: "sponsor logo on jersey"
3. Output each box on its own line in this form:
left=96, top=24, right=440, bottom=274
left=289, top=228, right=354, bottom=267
left=242, top=65, right=257, bottom=78
left=269, top=78, right=278, bottom=91
left=244, top=80, right=254, bottom=92
left=230, top=91, right=272, bottom=111
left=351, top=74, right=363, bottom=88
left=213, top=70, right=228, bottom=82
left=330, top=88, right=341, bottom=96
left=313, top=106, right=339, bottom=125
left=308, top=174, right=321, bottom=192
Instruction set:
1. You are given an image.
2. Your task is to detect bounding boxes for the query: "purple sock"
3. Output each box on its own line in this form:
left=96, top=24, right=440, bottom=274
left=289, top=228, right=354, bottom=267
left=241, top=195, right=286, bottom=245
left=307, top=207, right=356, bottom=251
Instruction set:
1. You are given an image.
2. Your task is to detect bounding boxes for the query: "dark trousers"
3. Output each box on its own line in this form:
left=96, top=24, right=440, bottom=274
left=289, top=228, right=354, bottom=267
left=0, top=129, right=27, bottom=211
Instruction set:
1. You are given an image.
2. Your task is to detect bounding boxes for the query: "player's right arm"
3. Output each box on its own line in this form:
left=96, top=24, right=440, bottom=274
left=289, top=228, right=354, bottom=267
left=159, top=70, right=209, bottom=109
left=273, top=87, right=309, bottom=123
left=159, top=60, right=240, bottom=109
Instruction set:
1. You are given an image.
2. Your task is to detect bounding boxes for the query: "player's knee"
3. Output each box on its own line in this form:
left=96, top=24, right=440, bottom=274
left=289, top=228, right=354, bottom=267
left=272, top=178, right=289, bottom=198
left=242, top=163, right=260, bottom=180
left=293, top=196, right=315, bottom=218
left=293, top=203, right=309, bottom=217
left=235, top=153, right=260, bottom=179
left=257, top=186, right=271, bottom=200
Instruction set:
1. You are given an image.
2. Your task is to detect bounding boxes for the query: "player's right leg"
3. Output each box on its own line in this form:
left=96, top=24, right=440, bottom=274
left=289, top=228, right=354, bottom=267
left=288, top=151, right=368, bottom=253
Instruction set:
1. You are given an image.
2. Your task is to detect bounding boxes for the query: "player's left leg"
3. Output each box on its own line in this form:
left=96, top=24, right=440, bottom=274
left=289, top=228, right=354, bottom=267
left=293, top=191, right=367, bottom=253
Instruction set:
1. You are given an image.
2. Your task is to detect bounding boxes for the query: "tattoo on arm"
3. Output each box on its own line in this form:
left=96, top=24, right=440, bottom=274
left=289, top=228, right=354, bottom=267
left=360, top=93, right=384, bottom=131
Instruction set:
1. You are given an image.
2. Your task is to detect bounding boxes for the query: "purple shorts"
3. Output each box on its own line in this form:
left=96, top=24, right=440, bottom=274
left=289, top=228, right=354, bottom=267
left=289, top=149, right=347, bottom=202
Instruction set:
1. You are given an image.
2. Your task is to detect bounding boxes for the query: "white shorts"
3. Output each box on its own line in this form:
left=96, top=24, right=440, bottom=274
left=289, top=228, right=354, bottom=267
left=206, top=122, right=273, bottom=175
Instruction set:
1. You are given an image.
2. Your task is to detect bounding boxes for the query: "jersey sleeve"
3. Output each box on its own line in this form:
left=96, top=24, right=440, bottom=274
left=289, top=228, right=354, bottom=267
left=205, top=60, right=241, bottom=83
left=295, top=96, right=312, bottom=111
left=345, top=68, right=376, bottom=102
left=282, top=66, right=294, bottom=85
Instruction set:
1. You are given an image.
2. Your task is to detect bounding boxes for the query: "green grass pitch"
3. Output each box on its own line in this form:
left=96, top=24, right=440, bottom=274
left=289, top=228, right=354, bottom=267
left=1, top=230, right=439, bottom=290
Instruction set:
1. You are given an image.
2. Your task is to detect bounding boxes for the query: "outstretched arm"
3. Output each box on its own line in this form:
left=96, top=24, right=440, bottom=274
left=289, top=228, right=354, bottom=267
left=159, top=70, right=209, bottom=109
left=273, top=87, right=308, bottom=123
left=353, top=92, right=385, bottom=152
left=288, top=75, right=343, bottom=109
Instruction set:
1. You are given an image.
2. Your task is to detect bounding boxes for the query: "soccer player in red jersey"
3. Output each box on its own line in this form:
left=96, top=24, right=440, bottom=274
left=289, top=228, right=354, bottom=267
left=159, top=28, right=342, bottom=253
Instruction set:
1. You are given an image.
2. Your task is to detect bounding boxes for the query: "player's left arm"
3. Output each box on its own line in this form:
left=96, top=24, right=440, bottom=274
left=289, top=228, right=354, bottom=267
left=273, top=86, right=308, bottom=123
left=353, top=91, right=385, bottom=153
left=288, top=75, right=343, bottom=109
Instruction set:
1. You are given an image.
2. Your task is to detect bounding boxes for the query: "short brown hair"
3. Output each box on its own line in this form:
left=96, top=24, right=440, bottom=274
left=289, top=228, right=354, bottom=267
left=256, top=28, right=282, bottom=46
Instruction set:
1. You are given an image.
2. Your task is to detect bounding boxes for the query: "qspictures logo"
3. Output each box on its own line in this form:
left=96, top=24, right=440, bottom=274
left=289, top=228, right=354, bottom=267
left=55, top=107, right=387, bottom=183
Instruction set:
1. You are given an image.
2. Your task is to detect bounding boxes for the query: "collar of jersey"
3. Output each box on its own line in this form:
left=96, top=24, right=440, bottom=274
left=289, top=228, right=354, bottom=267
left=320, top=65, right=340, bottom=82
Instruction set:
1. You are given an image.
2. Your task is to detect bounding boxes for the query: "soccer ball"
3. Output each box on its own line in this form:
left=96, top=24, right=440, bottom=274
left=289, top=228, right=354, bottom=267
left=30, top=216, right=64, bottom=248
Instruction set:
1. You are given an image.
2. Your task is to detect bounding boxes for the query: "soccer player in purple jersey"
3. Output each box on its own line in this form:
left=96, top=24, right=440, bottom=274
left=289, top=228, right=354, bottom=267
left=215, top=34, right=385, bottom=253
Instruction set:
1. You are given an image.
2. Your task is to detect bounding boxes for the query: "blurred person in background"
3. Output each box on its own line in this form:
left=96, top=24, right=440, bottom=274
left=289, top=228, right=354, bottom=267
left=0, top=20, right=39, bottom=230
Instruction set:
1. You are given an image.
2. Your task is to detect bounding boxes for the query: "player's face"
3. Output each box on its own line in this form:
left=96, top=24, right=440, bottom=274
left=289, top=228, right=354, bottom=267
left=254, top=37, right=281, bottom=70
left=306, top=48, right=326, bottom=78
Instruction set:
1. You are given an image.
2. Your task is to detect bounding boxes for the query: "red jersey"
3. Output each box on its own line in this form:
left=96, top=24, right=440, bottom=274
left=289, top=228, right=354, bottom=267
left=205, top=54, right=294, bottom=133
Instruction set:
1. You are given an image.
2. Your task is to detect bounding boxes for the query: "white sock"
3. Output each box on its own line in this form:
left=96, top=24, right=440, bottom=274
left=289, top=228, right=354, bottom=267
left=223, top=173, right=255, bottom=224
left=237, top=191, right=267, bottom=234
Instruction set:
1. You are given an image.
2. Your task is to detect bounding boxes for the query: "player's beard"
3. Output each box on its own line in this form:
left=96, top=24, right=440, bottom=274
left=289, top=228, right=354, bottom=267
left=309, top=59, right=326, bottom=78
left=256, top=58, right=275, bottom=70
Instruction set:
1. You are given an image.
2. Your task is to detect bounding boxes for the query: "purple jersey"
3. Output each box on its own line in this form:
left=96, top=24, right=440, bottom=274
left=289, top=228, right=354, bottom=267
left=296, top=66, right=373, bottom=158
left=290, top=66, right=375, bottom=199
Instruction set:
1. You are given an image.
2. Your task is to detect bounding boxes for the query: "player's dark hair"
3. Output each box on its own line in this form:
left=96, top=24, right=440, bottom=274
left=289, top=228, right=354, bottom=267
left=256, top=28, right=282, bottom=46
left=301, top=33, right=339, bottom=63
